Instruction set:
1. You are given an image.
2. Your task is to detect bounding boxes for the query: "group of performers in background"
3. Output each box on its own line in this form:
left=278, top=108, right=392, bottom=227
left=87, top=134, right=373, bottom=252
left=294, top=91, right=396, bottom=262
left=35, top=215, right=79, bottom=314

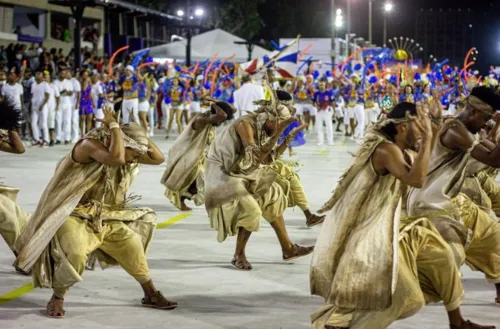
left=1, top=49, right=500, bottom=329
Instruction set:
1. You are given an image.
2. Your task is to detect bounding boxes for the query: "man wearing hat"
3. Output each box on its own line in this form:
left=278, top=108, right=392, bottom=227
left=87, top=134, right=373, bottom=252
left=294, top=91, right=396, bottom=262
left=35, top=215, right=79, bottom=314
left=407, top=86, right=500, bottom=306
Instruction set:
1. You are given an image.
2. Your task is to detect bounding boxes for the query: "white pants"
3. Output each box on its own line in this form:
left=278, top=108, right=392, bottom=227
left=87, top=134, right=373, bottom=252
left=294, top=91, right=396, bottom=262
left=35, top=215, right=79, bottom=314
left=302, top=104, right=317, bottom=116
left=344, top=106, right=355, bottom=125
left=47, top=105, right=56, bottom=130
left=94, top=108, right=104, bottom=128
left=31, top=104, right=49, bottom=143
left=190, top=101, right=201, bottom=113
left=161, top=102, right=170, bottom=132
left=365, top=107, right=379, bottom=126
left=71, top=107, right=80, bottom=143
left=57, top=102, right=72, bottom=142
left=122, top=98, right=139, bottom=124
left=316, top=108, right=334, bottom=145
left=353, top=104, right=365, bottom=139
left=139, top=100, right=149, bottom=113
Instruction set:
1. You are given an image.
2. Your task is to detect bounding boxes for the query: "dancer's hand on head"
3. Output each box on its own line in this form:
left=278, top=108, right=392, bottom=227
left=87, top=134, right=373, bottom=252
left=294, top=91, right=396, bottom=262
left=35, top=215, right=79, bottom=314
left=413, top=103, right=432, bottom=139
left=95, top=106, right=118, bottom=126
left=211, top=104, right=228, bottom=122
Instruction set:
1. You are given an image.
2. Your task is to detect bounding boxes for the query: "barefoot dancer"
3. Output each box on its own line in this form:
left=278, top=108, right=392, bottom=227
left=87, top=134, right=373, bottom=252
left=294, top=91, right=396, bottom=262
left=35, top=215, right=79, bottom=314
left=0, top=101, right=30, bottom=274
left=14, top=107, right=177, bottom=318
left=204, top=86, right=314, bottom=270
left=161, top=101, right=234, bottom=211
left=311, top=102, right=493, bottom=329
left=408, top=86, right=500, bottom=306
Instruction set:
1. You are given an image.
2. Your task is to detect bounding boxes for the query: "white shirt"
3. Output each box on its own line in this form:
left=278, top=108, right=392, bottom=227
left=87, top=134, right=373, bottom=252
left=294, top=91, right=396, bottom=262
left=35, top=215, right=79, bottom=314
left=91, top=82, right=104, bottom=108
left=47, top=82, right=60, bottom=110
left=1, top=83, right=24, bottom=110
left=30, top=81, right=50, bottom=109
left=70, top=78, right=81, bottom=107
left=53, top=79, right=73, bottom=107
left=233, top=82, right=265, bottom=118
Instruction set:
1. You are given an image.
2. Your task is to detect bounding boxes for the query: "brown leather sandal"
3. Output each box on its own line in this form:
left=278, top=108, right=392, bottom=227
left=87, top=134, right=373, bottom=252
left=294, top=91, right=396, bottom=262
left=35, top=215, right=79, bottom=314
left=306, top=214, right=325, bottom=227
left=46, top=296, right=65, bottom=319
left=231, top=256, right=253, bottom=271
left=142, top=291, right=178, bottom=310
left=283, top=244, right=314, bottom=261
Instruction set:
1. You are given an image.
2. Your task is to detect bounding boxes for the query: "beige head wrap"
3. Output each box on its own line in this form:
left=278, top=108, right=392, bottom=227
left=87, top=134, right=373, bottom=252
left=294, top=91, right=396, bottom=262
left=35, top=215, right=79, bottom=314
left=467, top=95, right=494, bottom=115
left=121, top=123, right=150, bottom=155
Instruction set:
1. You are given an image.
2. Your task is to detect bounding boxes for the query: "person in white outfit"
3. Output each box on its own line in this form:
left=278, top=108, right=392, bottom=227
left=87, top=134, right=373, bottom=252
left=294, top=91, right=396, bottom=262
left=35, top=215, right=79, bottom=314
left=352, top=88, right=366, bottom=142
left=0, top=72, right=24, bottom=111
left=53, top=69, right=74, bottom=144
left=91, top=74, right=105, bottom=127
left=29, top=71, right=51, bottom=147
left=66, top=70, right=81, bottom=143
left=119, top=65, right=140, bottom=124
left=313, top=81, right=334, bottom=146
left=233, top=74, right=265, bottom=118
left=44, top=72, right=60, bottom=146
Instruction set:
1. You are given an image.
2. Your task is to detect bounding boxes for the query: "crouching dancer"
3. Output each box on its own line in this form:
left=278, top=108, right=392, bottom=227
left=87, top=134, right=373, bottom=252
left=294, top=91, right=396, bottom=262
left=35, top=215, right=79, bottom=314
left=14, top=107, right=178, bottom=318
left=204, top=87, right=314, bottom=270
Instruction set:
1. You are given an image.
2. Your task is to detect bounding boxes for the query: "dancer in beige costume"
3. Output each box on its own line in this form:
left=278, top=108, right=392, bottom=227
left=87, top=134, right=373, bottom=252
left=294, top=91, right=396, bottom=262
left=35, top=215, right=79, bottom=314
left=161, top=101, right=234, bottom=211
left=14, top=107, right=178, bottom=318
left=204, top=88, right=314, bottom=270
left=407, top=86, right=500, bottom=305
left=311, top=102, right=493, bottom=329
left=0, top=100, right=30, bottom=274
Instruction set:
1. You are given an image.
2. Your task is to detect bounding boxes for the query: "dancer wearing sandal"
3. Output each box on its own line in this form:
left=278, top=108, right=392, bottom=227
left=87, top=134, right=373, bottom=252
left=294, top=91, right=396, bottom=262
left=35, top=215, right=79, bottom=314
left=205, top=85, right=314, bottom=271
left=407, top=86, right=500, bottom=306
left=161, top=101, right=234, bottom=211
left=311, top=102, right=493, bottom=329
left=0, top=100, right=31, bottom=275
left=14, top=106, right=178, bottom=317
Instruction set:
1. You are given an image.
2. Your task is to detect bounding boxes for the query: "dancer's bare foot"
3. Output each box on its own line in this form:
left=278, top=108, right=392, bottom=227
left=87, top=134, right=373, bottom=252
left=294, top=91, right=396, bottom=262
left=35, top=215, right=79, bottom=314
left=306, top=214, right=325, bottom=227
left=179, top=199, right=192, bottom=211
left=450, top=320, right=496, bottom=329
left=46, top=295, right=65, bottom=319
left=283, top=244, right=314, bottom=261
left=142, top=291, right=178, bottom=310
left=231, top=255, right=253, bottom=270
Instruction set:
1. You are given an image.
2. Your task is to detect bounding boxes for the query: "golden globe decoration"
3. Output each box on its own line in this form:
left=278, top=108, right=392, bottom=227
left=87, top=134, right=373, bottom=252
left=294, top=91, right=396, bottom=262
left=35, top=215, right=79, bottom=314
left=394, top=49, right=409, bottom=61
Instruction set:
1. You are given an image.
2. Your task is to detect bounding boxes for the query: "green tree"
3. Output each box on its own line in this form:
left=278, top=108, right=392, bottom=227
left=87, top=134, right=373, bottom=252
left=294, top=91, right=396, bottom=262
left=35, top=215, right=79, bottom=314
left=218, top=0, right=265, bottom=40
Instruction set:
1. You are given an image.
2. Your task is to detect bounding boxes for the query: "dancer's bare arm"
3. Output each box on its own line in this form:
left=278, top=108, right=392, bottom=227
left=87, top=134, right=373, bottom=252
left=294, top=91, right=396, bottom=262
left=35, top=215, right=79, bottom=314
left=372, top=105, right=433, bottom=188
left=236, top=117, right=296, bottom=164
left=192, top=104, right=227, bottom=131
left=441, top=116, right=500, bottom=168
left=138, top=139, right=164, bottom=165
left=73, top=107, right=125, bottom=165
left=274, top=123, right=308, bottom=156
left=0, top=131, right=25, bottom=154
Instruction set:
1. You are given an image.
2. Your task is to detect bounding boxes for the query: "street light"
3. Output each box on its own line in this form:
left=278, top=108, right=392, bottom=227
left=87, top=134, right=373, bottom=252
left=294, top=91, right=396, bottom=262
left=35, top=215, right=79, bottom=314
left=176, top=9, right=184, bottom=16
left=383, top=2, right=393, bottom=47
left=195, top=8, right=204, bottom=16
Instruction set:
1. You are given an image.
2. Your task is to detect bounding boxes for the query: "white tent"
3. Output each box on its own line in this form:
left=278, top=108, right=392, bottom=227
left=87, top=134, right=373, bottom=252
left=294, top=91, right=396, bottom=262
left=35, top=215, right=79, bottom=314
left=145, top=29, right=269, bottom=63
